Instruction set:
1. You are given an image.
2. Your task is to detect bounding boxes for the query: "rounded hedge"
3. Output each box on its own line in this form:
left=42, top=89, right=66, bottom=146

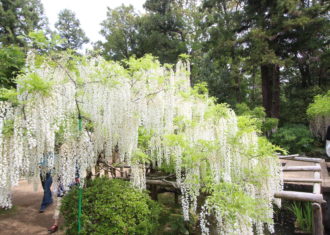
left=61, top=178, right=161, bottom=235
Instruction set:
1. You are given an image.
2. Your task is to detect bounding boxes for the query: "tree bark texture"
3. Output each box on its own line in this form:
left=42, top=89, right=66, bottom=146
left=261, top=64, right=280, bottom=118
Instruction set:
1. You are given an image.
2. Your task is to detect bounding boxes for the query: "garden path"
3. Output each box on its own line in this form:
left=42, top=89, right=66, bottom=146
left=0, top=180, right=64, bottom=235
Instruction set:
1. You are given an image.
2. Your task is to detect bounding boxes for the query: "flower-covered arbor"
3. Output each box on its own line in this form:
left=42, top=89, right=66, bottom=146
left=0, top=50, right=282, bottom=234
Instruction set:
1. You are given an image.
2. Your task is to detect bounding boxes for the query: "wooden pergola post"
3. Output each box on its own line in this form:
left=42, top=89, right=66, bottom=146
left=312, top=163, right=324, bottom=235
left=312, top=202, right=324, bottom=235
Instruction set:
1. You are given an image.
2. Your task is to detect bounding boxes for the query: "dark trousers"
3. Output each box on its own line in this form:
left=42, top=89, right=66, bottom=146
left=40, top=172, right=53, bottom=210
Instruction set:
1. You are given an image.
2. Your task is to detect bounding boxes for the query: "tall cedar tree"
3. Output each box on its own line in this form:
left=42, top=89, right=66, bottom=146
left=97, top=5, right=139, bottom=61
left=242, top=0, right=330, bottom=118
left=0, top=0, right=47, bottom=88
left=199, top=0, right=250, bottom=106
left=139, top=0, right=188, bottom=63
left=55, top=9, right=89, bottom=50
left=0, top=0, right=47, bottom=46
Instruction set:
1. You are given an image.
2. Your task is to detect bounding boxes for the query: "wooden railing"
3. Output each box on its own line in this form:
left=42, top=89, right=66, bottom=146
left=276, top=154, right=325, bottom=235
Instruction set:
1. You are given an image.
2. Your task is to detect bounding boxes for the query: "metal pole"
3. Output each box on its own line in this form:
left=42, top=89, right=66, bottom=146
left=77, top=117, right=82, bottom=233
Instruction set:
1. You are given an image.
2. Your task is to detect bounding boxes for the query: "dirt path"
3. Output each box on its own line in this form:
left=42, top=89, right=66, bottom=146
left=0, top=180, right=64, bottom=235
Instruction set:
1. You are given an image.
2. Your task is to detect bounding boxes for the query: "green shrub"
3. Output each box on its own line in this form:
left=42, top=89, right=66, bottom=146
left=235, top=103, right=278, bottom=134
left=262, top=117, right=279, bottom=134
left=270, top=124, right=314, bottom=154
left=61, top=178, right=161, bottom=235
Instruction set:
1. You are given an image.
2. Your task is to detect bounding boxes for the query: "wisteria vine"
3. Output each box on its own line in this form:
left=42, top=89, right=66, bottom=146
left=0, top=51, right=282, bottom=234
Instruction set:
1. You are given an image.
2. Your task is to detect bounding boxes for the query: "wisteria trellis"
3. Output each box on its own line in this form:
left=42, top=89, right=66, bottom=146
left=0, top=52, right=282, bottom=234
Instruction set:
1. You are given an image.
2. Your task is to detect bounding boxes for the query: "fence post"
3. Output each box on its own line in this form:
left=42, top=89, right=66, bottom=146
left=312, top=202, right=324, bottom=235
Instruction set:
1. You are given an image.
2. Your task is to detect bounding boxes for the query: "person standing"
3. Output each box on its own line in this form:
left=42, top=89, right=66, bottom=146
left=39, top=172, right=53, bottom=213
left=39, top=153, right=54, bottom=213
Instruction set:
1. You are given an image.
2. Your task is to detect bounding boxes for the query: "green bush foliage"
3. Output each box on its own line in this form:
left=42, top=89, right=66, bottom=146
left=235, top=103, right=278, bottom=134
left=270, top=124, right=314, bottom=154
left=61, top=178, right=161, bottom=235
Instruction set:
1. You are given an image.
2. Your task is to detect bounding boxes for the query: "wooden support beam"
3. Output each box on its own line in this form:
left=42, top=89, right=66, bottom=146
left=283, top=166, right=321, bottom=171
left=279, top=155, right=323, bottom=163
left=292, top=157, right=323, bottom=163
left=274, top=191, right=325, bottom=203
left=313, top=164, right=321, bottom=194
left=278, top=154, right=299, bottom=158
left=298, top=157, right=323, bottom=163
left=320, top=162, right=330, bottom=192
left=283, top=178, right=322, bottom=183
left=114, top=177, right=179, bottom=188
left=312, top=203, right=324, bottom=235
left=146, top=179, right=179, bottom=188
left=313, top=183, right=321, bottom=195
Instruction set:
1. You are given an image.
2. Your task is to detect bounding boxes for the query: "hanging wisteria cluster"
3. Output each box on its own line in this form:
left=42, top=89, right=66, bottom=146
left=0, top=51, right=282, bottom=234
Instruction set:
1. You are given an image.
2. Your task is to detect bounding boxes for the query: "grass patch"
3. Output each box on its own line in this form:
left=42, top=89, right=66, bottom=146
left=288, top=202, right=313, bottom=233
left=0, top=206, right=17, bottom=216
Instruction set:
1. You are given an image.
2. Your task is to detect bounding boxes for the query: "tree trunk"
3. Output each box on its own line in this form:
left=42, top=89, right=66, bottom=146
left=318, top=62, right=327, bottom=87
left=299, top=63, right=312, bottom=88
left=150, top=185, right=158, bottom=201
left=261, top=64, right=280, bottom=118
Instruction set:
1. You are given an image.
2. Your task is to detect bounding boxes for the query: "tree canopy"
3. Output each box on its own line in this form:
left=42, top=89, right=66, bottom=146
left=97, top=5, right=139, bottom=60
left=0, top=0, right=47, bottom=46
left=55, top=9, right=89, bottom=50
left=0, top=0, right=48, bottom=89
